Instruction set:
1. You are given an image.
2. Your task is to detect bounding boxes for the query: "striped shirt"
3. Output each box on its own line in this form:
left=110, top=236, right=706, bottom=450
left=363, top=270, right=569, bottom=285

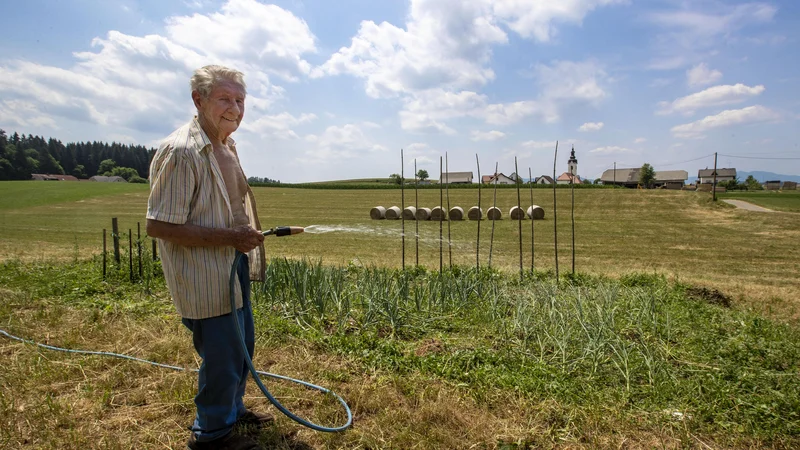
left=146, top=117, right=265, bottom=319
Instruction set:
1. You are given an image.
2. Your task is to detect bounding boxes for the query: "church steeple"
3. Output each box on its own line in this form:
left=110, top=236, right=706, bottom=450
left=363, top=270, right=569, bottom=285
left=568, top=146, right=578, bottom=176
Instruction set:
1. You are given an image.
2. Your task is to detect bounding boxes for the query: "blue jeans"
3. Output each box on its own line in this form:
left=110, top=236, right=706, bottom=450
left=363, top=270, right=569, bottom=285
left=181, top=254, right=254, bottom=442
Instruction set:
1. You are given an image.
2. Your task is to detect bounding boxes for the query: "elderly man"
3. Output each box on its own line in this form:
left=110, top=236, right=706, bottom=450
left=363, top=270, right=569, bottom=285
left=146, top=65, right=271, bottom=450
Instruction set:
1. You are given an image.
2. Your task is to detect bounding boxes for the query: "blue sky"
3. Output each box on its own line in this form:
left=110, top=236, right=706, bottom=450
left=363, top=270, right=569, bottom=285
left=1, top=0, right=798, bottom=182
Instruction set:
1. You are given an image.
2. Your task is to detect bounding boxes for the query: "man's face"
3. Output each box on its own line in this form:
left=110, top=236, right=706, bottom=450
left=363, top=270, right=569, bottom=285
left=195, top=80, right=246, bottom=137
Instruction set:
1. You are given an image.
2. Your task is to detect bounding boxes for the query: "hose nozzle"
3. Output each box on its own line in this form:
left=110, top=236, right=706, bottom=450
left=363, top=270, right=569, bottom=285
left=263, top=226, right=304, bottom=237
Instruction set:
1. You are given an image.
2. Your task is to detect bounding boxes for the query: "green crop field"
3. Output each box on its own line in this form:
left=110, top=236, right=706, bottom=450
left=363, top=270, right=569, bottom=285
left=1, top=181, right=798, bottom=312
left=719, top=190, right=800, bottom=213
left=2, top=180, right=800, bottom=449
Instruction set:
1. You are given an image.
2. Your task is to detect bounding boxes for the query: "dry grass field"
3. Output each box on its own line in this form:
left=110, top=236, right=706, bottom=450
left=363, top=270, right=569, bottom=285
left=1, top=181, right=800, bottom=449
left=1, top=181, right=798, bottom=320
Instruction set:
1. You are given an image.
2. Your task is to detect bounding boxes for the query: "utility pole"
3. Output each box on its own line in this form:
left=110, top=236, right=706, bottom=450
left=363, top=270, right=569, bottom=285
left=712, top=152, right=718, bottom=202
left=613, top=162, right=616, bottom=186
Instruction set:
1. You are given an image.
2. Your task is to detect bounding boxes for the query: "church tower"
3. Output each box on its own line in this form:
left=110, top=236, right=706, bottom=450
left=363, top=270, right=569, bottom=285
left=568, top=146, right=578, bottom=176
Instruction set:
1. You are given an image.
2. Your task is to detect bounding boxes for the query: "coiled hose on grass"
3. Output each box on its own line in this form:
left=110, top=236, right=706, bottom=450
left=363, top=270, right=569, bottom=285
left=0, top=228, right=352, bottom=433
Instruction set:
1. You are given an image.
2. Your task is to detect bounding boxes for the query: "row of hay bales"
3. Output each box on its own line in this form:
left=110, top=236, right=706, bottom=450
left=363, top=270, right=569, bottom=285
left=370, top=205, right=545, bottom=221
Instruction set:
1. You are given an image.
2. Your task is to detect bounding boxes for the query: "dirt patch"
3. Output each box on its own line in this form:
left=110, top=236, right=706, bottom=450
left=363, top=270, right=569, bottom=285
left=686, top=287, right=732, bottom=308
left=415, top=338, right=445, bottom=357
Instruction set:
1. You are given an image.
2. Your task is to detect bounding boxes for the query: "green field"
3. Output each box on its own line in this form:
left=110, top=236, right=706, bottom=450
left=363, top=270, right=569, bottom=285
left=1, top=181, right=798, bottom=313
left=719, top=190, right=800, bottom=212
left=2, top=180, right=800, bottom=449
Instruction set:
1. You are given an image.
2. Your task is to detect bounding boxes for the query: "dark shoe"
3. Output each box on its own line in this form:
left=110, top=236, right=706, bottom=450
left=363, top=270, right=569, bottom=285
left=237, top=409, right=275, bottom=428
left=187, top=430, right=260, bottom=450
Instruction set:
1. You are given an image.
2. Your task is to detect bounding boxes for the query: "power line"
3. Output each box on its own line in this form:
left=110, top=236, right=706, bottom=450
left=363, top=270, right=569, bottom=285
left=653, top=153, right=715, bottom=167
left=718, top=153, right=800, bottom=160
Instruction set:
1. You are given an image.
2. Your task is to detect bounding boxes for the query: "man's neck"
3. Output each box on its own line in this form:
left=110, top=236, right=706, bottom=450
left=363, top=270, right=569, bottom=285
left=197, top=114, right=230, bottom=147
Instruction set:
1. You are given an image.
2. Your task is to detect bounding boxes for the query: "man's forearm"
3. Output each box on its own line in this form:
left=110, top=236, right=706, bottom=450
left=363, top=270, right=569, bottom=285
left=146, top=219, right=233, bottom=248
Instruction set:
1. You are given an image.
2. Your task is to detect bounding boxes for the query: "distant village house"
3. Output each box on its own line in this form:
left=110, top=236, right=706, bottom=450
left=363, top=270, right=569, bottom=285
left=31, top=174, right=79, bottom=181
left=482, top=173, right=515, bottom=185
left=440, top=171, right=473, bottom=184
left=697, top=168, right=736, bottom=184
left=89, top=175, right=128, bottom=183
left=600, top=168, right=688, bottom=189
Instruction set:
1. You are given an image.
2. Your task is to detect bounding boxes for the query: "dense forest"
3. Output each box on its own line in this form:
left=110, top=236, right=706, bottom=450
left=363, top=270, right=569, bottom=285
left=0, top=129, right=155, bottom=182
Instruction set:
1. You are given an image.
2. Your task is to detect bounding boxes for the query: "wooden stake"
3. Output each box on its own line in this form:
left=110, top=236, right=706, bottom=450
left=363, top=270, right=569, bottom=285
left=515, top=157, right=523, bottom=282
left=571, top=147, right=576, bottom=276
left=137, top=222, right=142, bottom=279
left=112, top=217, right=120, bottom=264
left=401, top=148, right=405, bottom=271
left=414, top=158, right=419, bottom=267
left=102, top=228, right=107, bottom=281
left=489, top=162, right=499, bottom=269
left=475, top=154, right=482, bottom=270
left=553, top=141, right=559, bottom=280
left=439, top=156, right=443, bottom=273
left=128, top=229, right=133, bottom=282
left=446, top=152, right=452, bottom=268
left=529, top=167, right=534, bottom=273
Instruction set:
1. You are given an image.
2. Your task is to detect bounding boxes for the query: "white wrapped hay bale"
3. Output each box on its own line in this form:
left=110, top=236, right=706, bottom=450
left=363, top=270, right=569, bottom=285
left=385, top=206, right=402, bottom=220
left=370, top=206, right=386, bottom=220
left=468, top=206, right=483, bottom=220
left=487, top=207, right=502, bottom=220
left=527, top=205, right=545, bottom=220
left=430, top=206, right=447, bottom=221
left=402, top=206, right=417, bottom=220
left=415, top=207, right=432, bottom=221
left=510, top=206, right=526, bottom=220
left=448, top=206, right=464, bottom=221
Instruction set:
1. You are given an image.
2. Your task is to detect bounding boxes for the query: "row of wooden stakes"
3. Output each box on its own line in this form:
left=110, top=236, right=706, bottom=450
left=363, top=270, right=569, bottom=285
left=370, top=205, right=546, bottom=221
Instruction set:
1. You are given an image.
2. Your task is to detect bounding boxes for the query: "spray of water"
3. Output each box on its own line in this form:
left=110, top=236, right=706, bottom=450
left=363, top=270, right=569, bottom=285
left=302, top=224, right=472, bottom=250
left=303, top=225, right=375, bottom=234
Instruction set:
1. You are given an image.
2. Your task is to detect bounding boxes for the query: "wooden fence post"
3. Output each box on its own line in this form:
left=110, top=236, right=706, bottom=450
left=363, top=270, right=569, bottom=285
left=128, top=230, right=133, bottom=282
left=103, top=229, right=107, bottom=281
left=112, top=217, right=120, bottom=264
left=137, top=222, right=142, bottom=278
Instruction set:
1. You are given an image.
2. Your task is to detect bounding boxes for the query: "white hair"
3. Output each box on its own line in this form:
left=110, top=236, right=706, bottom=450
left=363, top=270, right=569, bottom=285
left=190, top=65, right=247, bottom=98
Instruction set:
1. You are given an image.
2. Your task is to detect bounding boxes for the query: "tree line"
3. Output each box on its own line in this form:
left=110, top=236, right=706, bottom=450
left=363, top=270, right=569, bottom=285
left=0, top=129, right=155, bottom=182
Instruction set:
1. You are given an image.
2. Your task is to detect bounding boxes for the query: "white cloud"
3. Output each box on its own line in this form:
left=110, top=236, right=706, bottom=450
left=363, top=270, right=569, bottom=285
left=403, top=142, right=437, bottom=165
left=398, top=60, right=608, bottom=133
left=671, top=105, right=781, bottom=138
left=471, top=130, right=506, bottom=141
left=492, top=0, right=628, bottom=42
left=314, top=0, right=614, bottom=133
left=579, top=121, right=604, bottom=132
left=657, top=83, right=765, bottom=116
left=0, top=99, right=58, bottom=129
left=648, top=3, right=776, bottom=36
left=241, top=112, right=316, bottom=140
left=590, top=146, right=634, bottom=154
left=303, top=124, right=388, bottom=161
left=649, top=78, right=673, bottom=88
left=314, top=0, right=622, bottom=97
left=521, top=140, right=559, bottom=149
left=0, top=0, right=316, bottom=138
left=166, top=0, right=316, bottom=81
left=646, top=3, right=777, bottom=70
left=634, top=137, right=647, bottom=144
left=312, top=0, right=505, bottom=98
left=686, top=63, right=722, bottom=87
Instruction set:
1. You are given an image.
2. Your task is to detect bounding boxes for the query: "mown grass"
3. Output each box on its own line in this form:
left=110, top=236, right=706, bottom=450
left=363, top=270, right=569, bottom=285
left=1, top=181, right=799, bottom=323
left=1, top=256, right=799, bottom=449
left=719, top=190, right=800, bottom=213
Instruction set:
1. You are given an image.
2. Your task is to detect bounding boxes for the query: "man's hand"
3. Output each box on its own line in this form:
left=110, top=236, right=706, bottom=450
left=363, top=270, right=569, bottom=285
left=231, top=225, right=265, bottom=253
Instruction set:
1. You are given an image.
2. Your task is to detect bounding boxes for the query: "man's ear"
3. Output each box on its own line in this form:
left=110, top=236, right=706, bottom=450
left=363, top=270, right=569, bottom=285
left=191, top=90, right=203, bottom=110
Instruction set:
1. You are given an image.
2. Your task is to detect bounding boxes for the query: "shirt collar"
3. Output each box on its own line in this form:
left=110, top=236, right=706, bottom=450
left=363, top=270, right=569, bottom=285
left=190, top=116, right=237, bottom=154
